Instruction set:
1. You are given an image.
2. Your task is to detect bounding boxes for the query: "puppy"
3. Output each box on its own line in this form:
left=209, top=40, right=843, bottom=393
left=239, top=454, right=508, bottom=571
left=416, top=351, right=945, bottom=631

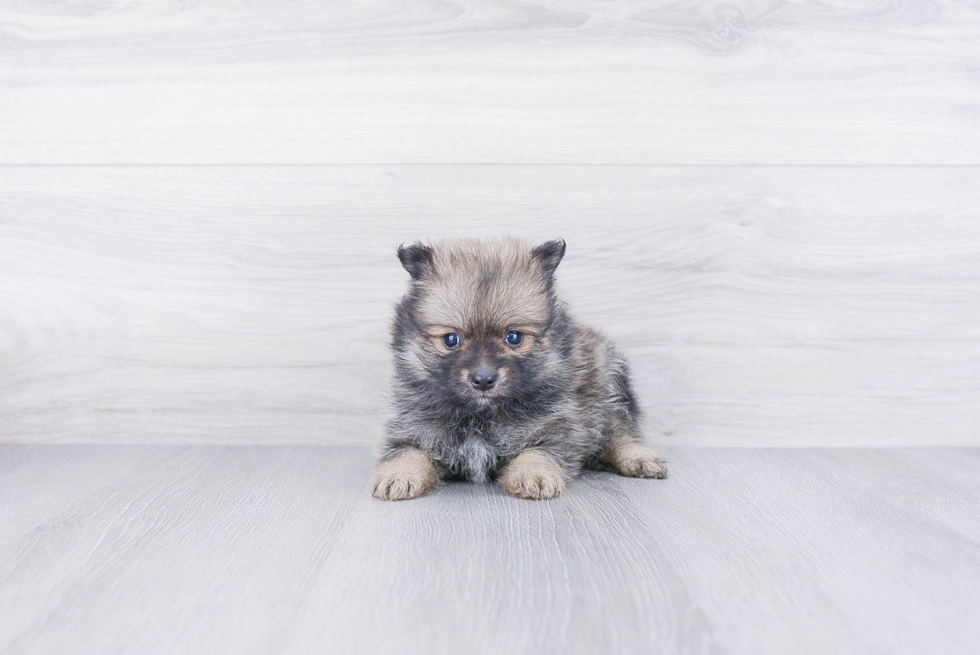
left=372, top=238, right=667, bottom=501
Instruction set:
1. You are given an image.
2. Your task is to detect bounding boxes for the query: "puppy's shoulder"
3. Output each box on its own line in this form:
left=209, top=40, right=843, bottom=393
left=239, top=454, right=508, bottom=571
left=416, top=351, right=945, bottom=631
left=564, top=318, right=629, bottom=383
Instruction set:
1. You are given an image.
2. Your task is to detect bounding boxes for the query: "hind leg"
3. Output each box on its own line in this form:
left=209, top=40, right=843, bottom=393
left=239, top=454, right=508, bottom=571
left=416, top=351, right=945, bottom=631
left=598, top=347, right=667, bottom=479
left=603, top=438, right=668, bottom=479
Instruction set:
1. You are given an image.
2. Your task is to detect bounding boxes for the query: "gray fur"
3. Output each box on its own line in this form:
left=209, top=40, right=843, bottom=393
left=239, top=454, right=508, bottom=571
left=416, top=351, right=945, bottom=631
left=377, top=237, right=666, bottom=499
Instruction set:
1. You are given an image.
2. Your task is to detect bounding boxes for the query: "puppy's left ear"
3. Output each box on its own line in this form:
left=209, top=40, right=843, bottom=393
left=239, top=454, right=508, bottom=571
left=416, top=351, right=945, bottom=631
left=532, top=239, right=566, bottom=277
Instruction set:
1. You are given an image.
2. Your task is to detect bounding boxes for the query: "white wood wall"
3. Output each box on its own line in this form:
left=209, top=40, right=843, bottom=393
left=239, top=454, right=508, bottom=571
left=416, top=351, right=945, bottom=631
left=1, top=1, right=978, bottom=446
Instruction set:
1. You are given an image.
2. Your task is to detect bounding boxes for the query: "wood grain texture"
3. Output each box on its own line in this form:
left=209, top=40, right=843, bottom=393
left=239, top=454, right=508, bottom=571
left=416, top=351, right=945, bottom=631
left=1, top=0, right=978, bottom=164
left=1, top=446, right=978, bottom=654
left=2, top=166, right=978, bottom=446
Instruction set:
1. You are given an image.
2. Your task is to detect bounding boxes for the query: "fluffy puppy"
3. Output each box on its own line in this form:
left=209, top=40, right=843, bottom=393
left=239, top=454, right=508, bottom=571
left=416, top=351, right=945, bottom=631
left=372, top=237, right=667, bottom=501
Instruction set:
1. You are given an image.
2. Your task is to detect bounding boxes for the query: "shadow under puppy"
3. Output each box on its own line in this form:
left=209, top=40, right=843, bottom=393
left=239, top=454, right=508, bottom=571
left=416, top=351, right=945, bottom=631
left=373, top=237, right=667, bottom=500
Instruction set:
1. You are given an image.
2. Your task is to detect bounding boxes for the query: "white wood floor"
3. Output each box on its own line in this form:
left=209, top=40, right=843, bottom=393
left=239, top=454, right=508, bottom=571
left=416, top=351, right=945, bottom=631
left=1, top=446, right=978, bottom=655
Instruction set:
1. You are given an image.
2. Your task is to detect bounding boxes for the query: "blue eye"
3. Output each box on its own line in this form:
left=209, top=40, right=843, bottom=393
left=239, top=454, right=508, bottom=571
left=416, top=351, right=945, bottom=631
left=504, top=331, right=523, bottom=347
left=443, top=333, right=461, bottom=349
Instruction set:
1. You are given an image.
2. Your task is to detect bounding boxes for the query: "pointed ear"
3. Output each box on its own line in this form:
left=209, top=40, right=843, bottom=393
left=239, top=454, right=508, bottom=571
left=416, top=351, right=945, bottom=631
left=532, top=239, right=566, bottom=277
left=397, top=242, right=434, bottom=281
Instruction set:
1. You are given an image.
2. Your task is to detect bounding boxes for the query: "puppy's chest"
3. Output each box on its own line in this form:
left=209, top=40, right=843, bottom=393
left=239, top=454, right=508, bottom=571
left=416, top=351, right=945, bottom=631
left=438, top=425, right=510, bottom=483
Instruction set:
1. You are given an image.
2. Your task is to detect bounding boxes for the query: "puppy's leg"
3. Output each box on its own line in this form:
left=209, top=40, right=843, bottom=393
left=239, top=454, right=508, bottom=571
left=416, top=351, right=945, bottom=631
left=499, top=450, right=569, bottom=500
left=603, top=439, right=668, bottom=479
left=372, top=448, right=440, bottom=501
left=600, top=351, right=667, bottom=478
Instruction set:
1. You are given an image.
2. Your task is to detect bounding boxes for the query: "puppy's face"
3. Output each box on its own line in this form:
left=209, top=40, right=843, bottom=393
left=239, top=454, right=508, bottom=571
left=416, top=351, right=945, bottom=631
left=394, top=238, right=566, bottom=409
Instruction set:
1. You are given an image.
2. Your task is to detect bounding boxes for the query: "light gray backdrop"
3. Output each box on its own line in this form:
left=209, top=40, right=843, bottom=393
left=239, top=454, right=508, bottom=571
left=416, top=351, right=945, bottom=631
left=1, top=0, right=978, bottom=447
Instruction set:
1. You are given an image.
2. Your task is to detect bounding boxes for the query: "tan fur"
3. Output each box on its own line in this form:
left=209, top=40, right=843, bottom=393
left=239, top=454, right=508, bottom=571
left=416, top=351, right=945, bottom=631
left=499, top=450, right=569, bottom=499
left=604, top=441, right=668, bottom=479
left=417, top=238, right=552, bottom=331
left=372, top=448, right=440, bottom=501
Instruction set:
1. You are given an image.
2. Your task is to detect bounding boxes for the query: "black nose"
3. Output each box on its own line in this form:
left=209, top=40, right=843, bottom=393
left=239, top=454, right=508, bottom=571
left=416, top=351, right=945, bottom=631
left=470, top=369, right=497, bottom=391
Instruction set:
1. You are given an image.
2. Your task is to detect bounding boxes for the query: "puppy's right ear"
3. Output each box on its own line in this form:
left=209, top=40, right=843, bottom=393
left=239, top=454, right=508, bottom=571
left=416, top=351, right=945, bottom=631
left=397, top=242, right=434, bottom=281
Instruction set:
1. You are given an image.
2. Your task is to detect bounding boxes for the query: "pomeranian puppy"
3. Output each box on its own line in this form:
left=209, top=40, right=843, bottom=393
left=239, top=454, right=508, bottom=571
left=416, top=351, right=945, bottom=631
left=372, top=238, right=667, bottom=500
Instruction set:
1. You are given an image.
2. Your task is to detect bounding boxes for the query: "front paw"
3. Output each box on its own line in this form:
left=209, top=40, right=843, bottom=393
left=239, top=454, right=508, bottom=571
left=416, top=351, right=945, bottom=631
left=499, top=450, right=568, bottom=500
left=372, top=449, right=439, bottom=501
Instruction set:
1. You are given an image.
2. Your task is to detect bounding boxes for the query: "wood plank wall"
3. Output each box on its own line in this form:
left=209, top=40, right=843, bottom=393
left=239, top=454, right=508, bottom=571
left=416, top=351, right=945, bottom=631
left=1, top=1, right=978, bottom=445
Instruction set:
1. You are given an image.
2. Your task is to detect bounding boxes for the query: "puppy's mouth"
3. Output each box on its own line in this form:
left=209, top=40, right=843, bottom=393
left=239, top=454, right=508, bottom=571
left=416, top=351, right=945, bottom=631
left=459, top=369, right=507, bottom=403
left=465, top=386, right=503, bottom=402
left=473, top=389, right=501, bottom=401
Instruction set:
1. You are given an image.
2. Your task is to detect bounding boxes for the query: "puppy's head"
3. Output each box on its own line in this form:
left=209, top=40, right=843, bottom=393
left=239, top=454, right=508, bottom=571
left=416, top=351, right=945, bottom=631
left=392, top=237, right=566, bottom=409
